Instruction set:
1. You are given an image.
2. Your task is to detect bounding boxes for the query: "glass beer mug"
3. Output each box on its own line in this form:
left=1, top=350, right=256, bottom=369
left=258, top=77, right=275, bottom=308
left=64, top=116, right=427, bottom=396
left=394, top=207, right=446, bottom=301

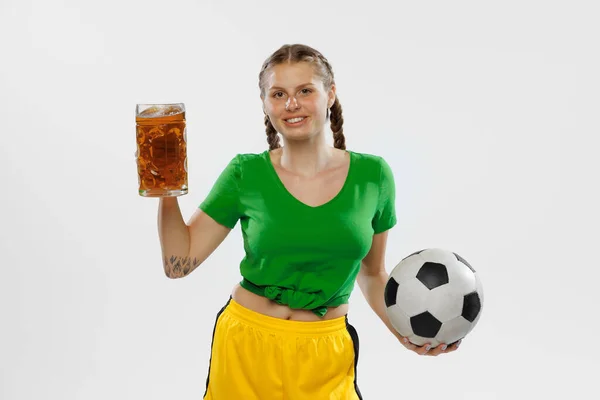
left=135, top=103, right=188, bottom=197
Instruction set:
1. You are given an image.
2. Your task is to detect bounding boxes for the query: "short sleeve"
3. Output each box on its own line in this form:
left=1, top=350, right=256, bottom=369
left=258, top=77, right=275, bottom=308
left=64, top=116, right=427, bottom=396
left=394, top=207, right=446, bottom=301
left=198, top=155, right=243, bottom=229
left=372, top=156, right=397, bottom=234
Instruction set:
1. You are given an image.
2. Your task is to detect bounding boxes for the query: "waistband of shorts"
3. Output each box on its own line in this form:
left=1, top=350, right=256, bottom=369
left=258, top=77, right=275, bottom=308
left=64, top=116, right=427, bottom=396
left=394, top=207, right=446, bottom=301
left=224, top=297, right=348, bottom=336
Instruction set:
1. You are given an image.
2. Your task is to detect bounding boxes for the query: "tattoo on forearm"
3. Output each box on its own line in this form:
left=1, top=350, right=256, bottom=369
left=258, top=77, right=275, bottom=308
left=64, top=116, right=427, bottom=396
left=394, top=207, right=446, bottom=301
left=164, top=255, right=200, bottom=277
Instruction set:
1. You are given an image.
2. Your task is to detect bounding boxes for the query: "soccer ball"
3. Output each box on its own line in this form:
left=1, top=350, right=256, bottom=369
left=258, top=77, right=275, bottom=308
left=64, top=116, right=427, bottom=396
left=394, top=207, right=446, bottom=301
left=384, top=248, right=483, bottom=347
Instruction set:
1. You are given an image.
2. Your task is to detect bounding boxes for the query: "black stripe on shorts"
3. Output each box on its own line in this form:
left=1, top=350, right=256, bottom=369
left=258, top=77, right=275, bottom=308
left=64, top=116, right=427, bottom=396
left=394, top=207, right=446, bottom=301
left=203, top=297, right=232, bottom=399
left=345, top=316, right=364, bottom=400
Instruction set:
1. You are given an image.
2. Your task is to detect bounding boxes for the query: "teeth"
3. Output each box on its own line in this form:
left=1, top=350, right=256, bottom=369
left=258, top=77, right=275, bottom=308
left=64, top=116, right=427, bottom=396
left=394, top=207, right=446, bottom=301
left=286, top=117, right=305, bottom=123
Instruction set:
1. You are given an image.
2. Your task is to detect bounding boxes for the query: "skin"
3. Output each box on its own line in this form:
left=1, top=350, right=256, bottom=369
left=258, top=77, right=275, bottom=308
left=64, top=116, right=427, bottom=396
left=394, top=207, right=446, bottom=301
left=260, top=62, right=338, bottom=177
left=179, top=61, right=459, bottom=356
left=259, top=61, right=459, bottom=356
left=359, top=231, right=460, bottom=356
left=230, top=61, right=353, bottom=321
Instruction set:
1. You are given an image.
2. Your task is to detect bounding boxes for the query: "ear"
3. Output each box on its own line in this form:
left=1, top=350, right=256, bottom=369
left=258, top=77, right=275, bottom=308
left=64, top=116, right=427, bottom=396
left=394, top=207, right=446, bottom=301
left=327, top=84, right=337, bottom=108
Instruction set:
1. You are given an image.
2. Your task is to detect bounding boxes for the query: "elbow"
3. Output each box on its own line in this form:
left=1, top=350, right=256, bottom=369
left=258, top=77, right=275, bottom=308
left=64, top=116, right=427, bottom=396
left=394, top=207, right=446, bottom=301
left=163, top=255, right=200, bottom=279
left=164, top=270, right=189, bottom=279
left=164, top=268, right=178, bottom=279
left=164, top=265, right=192, bottom=279
left=165, top=271, right=180, bottom=279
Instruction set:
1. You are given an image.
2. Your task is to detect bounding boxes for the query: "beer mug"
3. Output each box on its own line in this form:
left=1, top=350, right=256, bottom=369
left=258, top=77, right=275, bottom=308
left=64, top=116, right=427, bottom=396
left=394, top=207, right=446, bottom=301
left=135, top=103, right=188, bottom=197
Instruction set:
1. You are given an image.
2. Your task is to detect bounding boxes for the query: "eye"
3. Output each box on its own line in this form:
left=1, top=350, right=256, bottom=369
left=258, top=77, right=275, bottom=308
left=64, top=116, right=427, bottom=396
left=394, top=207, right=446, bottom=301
left=300, top=88, right=312, bottom=95
left=273, top=91, right=285, bottom=98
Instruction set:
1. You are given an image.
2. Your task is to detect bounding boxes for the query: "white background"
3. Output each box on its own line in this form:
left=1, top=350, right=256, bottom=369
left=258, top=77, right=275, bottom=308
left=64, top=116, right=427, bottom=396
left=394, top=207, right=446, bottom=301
left=1, top=0, right=598, bottom=399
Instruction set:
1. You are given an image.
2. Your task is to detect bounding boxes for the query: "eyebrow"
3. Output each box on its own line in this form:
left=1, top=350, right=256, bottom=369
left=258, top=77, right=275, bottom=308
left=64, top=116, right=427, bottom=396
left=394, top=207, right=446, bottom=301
left=268, top=83, right=315, bottom=91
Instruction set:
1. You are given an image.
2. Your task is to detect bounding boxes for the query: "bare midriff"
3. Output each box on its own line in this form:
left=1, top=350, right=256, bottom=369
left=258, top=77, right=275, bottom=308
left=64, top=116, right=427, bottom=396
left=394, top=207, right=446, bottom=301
left=231, top=283, right=349, bottom=321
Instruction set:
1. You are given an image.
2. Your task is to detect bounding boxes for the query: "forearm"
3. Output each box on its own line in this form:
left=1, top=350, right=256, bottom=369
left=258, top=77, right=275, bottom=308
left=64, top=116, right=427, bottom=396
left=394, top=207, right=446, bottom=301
left=357, top=269, right=402, bottom=341
left=158, top=197, right=191, bottom=278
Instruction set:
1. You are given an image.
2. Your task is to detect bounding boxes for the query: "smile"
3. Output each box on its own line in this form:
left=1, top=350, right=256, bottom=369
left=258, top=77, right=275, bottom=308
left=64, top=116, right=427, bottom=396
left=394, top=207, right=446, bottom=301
left=284, top=117, right=307, bottom=126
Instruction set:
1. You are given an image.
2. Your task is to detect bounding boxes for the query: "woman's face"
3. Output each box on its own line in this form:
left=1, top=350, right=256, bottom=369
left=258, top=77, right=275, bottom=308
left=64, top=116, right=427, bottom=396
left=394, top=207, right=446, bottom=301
left=262, top=62, right=335, bottom=144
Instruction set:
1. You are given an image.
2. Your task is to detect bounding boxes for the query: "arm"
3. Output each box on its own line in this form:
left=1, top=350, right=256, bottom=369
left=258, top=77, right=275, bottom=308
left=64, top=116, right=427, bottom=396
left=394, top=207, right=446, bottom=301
left=356, top=231, right=403, bottom=341
left=158, top=197, right=231, bottom=279
left=158, top=155, right=242, bottom=279
left=358, top=231, right=459, bottom=356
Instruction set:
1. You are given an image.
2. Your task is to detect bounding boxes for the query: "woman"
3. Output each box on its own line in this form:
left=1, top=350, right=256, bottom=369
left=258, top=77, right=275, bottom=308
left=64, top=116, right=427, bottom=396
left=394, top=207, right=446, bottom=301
left=158, top=44, right=459, bottom=399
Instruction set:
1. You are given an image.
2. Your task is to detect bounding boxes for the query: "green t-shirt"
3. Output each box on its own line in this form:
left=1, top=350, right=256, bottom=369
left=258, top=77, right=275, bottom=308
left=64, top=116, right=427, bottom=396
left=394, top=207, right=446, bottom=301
left=199, top=150, right=397, bottom=317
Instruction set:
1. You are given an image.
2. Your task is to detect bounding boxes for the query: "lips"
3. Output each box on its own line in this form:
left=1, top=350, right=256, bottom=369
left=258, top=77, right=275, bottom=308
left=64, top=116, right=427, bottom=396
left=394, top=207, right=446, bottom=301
left=285, top=116, right=306, bottom=123
left=283, top=117, right=308, bottom=127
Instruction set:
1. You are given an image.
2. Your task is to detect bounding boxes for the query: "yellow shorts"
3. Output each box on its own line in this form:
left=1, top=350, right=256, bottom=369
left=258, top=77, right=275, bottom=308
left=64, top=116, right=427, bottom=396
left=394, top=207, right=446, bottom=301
left=202, top=297, right=363, bottom=400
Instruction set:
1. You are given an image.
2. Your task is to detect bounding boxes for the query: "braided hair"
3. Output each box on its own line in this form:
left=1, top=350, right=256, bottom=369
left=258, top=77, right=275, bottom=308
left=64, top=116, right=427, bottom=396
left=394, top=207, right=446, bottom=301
left=258, top=44, right=346, bottom=150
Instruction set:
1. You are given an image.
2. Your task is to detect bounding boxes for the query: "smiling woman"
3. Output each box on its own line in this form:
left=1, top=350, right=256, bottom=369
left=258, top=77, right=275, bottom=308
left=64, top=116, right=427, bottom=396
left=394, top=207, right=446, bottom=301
left=156, top=44, right=449, bottom=400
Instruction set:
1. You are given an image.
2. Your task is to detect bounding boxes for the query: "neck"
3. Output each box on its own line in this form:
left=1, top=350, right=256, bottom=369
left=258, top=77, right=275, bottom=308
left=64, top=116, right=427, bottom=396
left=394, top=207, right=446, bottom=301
left=278, top=135, right=334, bottom=177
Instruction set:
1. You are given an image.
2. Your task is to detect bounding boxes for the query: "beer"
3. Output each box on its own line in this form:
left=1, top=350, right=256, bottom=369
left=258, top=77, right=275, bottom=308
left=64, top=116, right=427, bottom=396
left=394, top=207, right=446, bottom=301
left=136, top=103, right=188, bottom=197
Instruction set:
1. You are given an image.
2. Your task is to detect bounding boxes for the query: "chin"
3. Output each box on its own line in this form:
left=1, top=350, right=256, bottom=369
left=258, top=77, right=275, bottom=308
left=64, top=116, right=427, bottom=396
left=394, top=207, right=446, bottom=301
left=281, top=133, right=321, bottom=144
left=278, top=122, right=320, bottom=140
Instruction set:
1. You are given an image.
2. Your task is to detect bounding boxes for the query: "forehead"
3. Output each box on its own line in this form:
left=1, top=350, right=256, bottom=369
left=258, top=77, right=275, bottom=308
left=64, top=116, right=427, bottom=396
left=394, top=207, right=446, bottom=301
left=264, top=62, right=321, bottom=89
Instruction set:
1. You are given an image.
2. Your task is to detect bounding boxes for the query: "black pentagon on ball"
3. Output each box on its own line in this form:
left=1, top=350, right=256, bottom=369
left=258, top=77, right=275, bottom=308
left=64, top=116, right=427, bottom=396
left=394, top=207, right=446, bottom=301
left=454, top=252, right=475, bottom=273
left=416, top=262, right=449, bottom=290
left=411, top=312, right=442, bottom=338
left=462, top=292, right=481, bottom=322
left=384, top=276, right=399, bottom=307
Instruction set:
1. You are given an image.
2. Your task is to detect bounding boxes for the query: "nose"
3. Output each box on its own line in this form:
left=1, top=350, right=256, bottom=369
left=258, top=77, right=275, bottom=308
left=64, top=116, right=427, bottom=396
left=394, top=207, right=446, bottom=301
left=285, top=96, right=299, bottom=111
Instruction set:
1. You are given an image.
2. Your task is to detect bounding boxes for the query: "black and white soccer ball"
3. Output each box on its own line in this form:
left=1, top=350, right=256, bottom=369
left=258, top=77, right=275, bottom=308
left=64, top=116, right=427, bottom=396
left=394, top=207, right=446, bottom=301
left=384, top=248, right=483, bottom=347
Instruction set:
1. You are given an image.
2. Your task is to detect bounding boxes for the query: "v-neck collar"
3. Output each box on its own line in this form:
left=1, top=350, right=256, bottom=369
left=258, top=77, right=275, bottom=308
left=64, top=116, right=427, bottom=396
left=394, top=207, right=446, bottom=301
left=262, top=149, right=354, bottom=209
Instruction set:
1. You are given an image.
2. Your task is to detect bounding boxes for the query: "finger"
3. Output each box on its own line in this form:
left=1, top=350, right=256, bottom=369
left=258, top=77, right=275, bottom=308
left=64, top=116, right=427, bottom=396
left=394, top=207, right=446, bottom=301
left=425, top=343, right=445, bottom=356
left=446, top=339, right=462, bottom=353
left=400, top=337, right=419, bottom=352
left=416, top=343, right=432, bottom=356
left=400, top=336, right=417, bottom=350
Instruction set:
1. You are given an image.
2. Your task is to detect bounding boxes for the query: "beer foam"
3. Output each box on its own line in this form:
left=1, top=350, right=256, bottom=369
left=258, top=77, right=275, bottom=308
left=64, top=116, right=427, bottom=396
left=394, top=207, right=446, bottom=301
left=139, top=105, right=184, bottom=118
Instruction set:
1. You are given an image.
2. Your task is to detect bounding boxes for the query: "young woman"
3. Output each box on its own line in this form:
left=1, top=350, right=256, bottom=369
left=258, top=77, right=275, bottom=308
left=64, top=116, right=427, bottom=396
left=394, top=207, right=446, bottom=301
left=157, top=44, right=459, bottom=399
